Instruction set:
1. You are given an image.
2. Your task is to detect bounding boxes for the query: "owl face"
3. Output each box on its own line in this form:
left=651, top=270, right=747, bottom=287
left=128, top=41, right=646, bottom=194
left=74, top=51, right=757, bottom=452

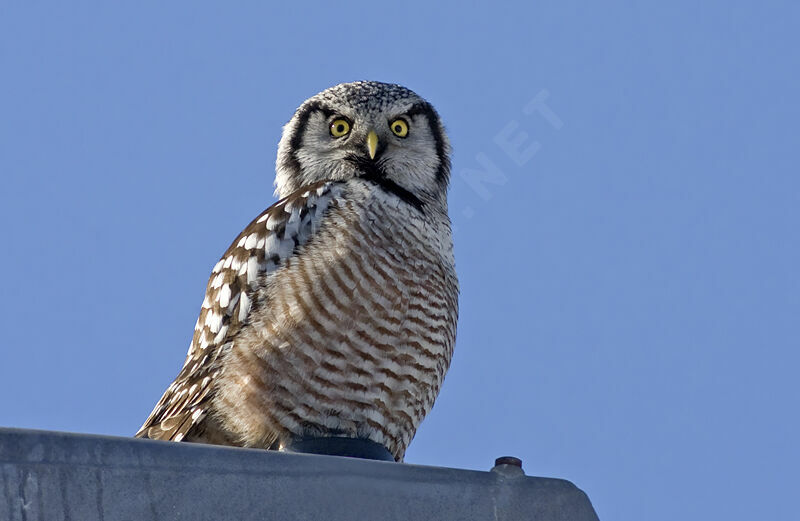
left=276, top=81, right=451, bottom=208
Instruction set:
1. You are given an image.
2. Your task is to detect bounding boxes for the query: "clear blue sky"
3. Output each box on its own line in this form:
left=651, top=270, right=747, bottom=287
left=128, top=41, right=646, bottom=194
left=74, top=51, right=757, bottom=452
left=2, top=2, right=798, bottom=520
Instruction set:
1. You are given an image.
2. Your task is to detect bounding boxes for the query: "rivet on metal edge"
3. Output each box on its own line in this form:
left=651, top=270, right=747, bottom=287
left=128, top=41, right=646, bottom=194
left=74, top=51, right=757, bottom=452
left=494, top=456, right=523, bottom=468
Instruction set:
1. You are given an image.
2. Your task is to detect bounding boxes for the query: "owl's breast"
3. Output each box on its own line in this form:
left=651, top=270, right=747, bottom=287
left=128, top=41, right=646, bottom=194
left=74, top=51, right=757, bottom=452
left=212, top=182, right=458, bottom=460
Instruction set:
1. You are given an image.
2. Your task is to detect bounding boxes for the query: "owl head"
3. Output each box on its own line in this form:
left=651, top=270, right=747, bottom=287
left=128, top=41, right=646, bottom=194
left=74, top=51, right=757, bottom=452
left=275, top=81, right=451, bottom=210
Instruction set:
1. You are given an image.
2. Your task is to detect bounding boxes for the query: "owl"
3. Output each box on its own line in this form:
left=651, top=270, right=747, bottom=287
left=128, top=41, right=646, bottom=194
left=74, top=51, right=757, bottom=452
left=136, top=81, right=458, bottom=462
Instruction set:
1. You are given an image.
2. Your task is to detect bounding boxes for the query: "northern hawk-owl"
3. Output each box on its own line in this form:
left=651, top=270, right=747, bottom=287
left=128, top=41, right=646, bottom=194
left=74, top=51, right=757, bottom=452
left=136, top=81, right=458, bottom=461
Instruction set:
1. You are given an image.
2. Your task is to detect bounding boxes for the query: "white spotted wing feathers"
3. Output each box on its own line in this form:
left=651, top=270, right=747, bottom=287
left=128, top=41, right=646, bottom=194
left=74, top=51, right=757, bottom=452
left=135, top=181, right=339, bottom=442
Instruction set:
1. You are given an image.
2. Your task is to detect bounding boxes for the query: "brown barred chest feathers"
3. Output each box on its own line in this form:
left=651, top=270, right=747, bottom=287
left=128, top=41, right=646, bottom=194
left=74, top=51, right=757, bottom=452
left=211, top=187, right=458, bottom=460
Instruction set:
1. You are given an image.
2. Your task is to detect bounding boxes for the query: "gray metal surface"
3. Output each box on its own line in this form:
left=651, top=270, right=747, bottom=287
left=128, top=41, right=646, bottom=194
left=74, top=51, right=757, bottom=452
left=0, top=428, right=599, bottom=520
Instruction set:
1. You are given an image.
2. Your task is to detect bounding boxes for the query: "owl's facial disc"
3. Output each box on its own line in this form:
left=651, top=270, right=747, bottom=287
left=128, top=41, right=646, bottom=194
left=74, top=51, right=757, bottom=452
left=275, top=81, right=451, bottom=206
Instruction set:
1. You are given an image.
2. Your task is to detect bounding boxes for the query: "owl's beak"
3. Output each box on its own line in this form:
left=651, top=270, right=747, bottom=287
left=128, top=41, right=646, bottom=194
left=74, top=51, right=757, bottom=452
left=366, top=130, right=379, bottom=160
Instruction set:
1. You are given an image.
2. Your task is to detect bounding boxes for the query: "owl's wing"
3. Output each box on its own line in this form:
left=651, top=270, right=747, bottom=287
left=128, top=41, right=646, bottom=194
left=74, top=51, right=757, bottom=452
left=135, top=180, right=341, bottom=442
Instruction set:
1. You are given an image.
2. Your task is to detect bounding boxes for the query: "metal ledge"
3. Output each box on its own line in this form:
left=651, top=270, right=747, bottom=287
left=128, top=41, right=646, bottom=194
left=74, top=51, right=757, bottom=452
left=0, top=428, right=599, bottom=520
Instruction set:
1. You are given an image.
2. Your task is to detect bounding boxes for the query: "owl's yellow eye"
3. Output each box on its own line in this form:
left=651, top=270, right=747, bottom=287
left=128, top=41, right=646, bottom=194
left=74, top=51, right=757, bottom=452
left=390, top=118, right=409, bottom=138
left=329, top=119, right=351, bottom=138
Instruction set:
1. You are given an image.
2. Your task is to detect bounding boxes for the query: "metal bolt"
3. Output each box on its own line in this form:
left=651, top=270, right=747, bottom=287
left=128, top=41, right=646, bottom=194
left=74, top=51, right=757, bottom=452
left=491, top=456, right=525, bottom=477
left=494, top=456, right=523, bottom=468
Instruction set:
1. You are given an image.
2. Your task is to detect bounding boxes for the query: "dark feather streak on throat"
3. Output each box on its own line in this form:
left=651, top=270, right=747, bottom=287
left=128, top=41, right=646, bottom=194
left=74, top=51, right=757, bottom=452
left=346, top=155, right=424, bottom=211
